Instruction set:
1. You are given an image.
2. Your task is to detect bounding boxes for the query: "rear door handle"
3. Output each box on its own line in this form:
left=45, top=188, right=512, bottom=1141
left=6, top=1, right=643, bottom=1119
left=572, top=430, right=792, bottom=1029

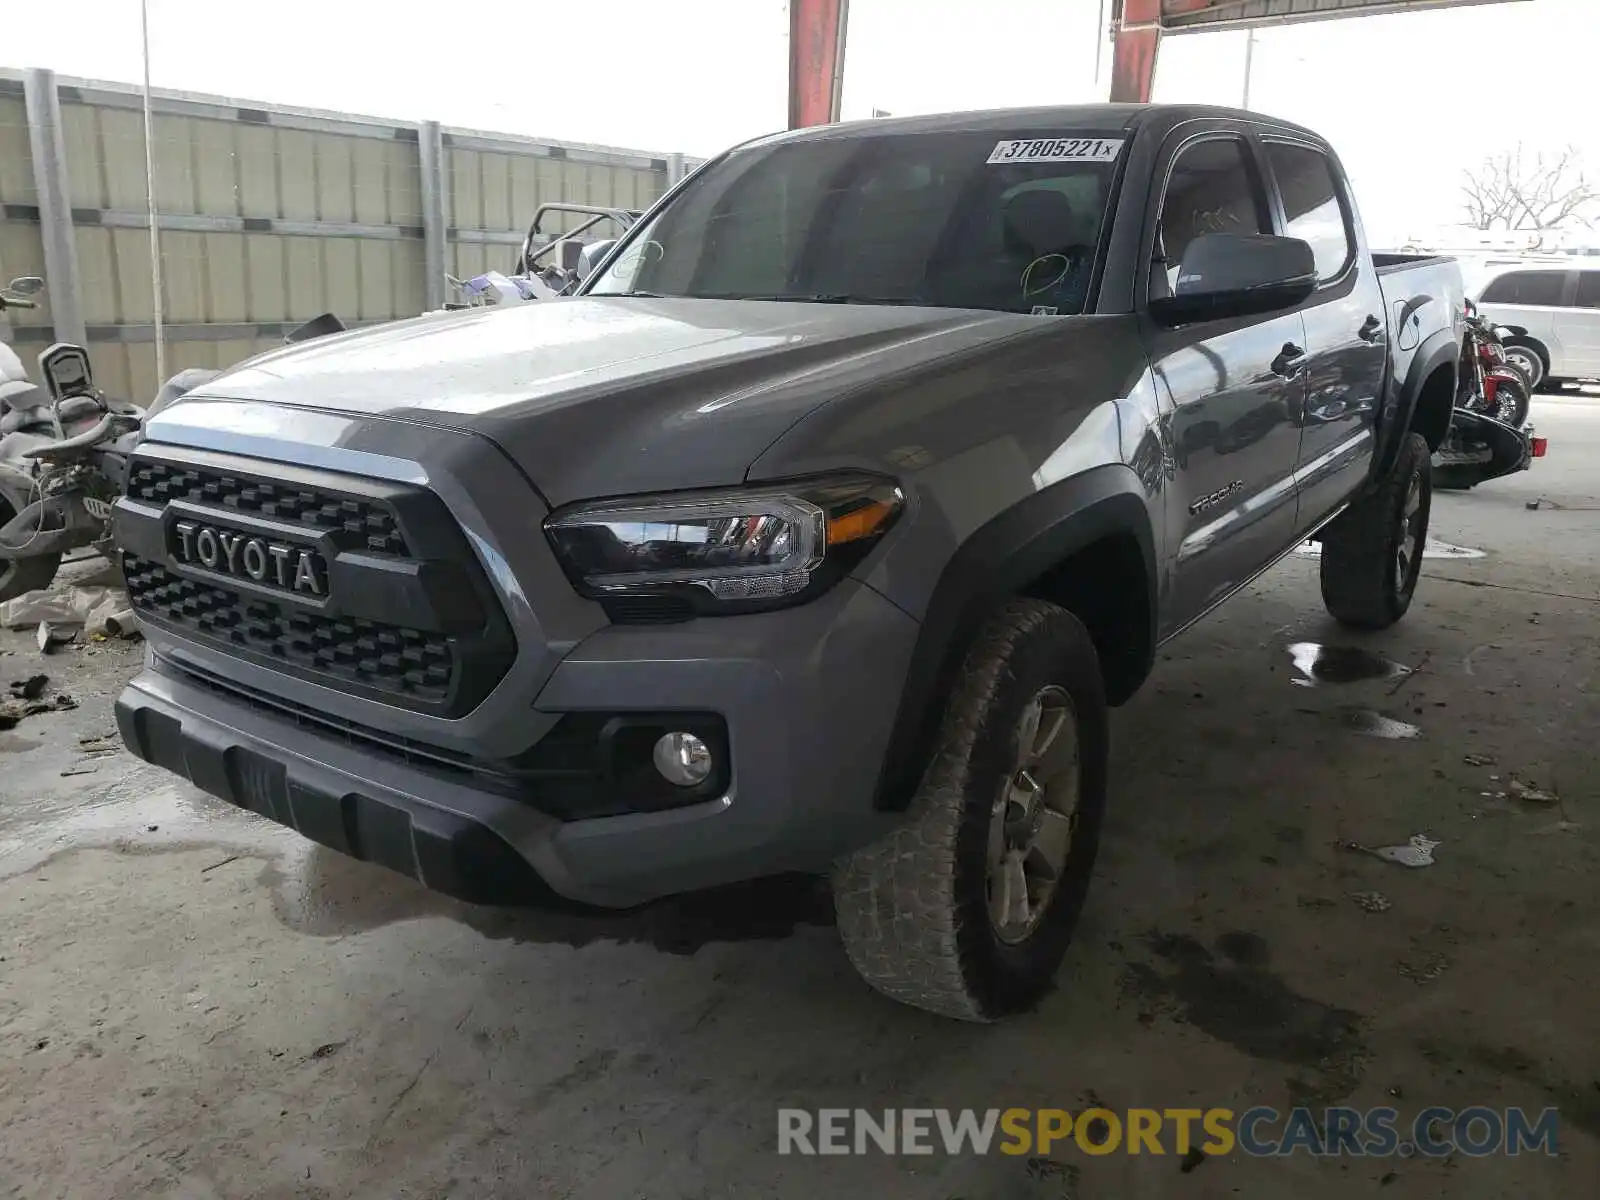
left=1359, top=315, right=1384, bottom=343
left=1272, top=343, right=1307, bottom=378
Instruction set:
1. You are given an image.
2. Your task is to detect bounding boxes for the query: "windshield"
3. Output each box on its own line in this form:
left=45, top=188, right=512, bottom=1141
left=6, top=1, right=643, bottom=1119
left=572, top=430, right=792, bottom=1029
left=585, top=130, right=1123, bottom=315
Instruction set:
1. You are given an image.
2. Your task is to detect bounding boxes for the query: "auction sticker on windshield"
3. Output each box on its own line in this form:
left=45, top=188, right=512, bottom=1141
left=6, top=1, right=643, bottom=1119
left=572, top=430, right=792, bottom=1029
left=987, top=138, right=1124, bottom=164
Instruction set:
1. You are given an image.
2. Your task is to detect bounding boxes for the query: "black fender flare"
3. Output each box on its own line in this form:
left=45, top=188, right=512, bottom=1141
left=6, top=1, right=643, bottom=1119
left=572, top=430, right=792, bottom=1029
left=1373, top=327, right=1458, bottom=482
left=873, top=463, right=1157, bottom=811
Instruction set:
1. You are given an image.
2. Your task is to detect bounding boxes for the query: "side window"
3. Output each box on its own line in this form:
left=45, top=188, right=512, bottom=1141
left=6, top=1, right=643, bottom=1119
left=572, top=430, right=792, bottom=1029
left=1155, top=138, right=1270, bottom=296
left=1481, top=271, right=1565, bottom=306
left=1575, top=272, right=1600, bottom=309
left=1264, top=142, right=1353, bottom=282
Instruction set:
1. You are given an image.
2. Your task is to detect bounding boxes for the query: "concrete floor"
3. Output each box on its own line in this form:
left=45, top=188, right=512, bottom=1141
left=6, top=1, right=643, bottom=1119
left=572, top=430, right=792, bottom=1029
left=1, top=396, right=1596, bottom=1200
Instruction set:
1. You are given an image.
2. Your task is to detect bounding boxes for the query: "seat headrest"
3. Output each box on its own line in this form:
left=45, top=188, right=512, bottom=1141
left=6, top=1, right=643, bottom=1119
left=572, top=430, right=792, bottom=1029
left=1003, top=189, right=1078, bottom=257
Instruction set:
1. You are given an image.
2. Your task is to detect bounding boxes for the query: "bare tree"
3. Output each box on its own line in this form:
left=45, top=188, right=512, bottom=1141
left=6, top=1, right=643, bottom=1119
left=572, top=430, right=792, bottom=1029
left=1463, top=145, right=1597, bottom=232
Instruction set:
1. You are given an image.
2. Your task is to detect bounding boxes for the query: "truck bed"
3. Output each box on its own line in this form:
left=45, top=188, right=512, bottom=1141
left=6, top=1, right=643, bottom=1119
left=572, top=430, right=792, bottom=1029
left=1373, top=252, right=1456, bottom=275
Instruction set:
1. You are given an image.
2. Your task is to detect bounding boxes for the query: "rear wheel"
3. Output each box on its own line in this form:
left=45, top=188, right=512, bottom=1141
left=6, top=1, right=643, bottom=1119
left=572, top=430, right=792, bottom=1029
left=833, top=599, right=1108, bottom=1022
left=1502, top=343, right=1545, bottom=391
left=1319, top=432, right=1432, bottom=630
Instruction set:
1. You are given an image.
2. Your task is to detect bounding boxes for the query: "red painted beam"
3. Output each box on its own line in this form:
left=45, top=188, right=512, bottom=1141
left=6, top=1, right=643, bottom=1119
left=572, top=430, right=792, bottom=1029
left=789, top=0, right=849, bottom=129
left=1111, top=0, right=1162, bottom=103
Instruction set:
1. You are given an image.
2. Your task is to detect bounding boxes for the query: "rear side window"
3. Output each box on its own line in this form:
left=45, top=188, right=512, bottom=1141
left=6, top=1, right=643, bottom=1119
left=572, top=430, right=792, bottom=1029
left=1480, top=271, right=1566, bottom=306
left=1265, top=142, right=1353, bottom=282
left=1576, top=271, right=1600, bottom=308
left=1155, top=138, right=1270, bottom=295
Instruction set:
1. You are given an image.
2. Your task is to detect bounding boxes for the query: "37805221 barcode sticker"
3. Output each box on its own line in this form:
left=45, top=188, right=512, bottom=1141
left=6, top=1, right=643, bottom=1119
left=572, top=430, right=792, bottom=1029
left=986, top=138, right=1125, bottom=165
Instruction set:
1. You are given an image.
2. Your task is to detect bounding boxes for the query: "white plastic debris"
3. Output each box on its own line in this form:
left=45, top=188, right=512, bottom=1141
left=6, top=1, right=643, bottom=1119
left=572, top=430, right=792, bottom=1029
left=1369, top=835, right=1440, bottom=868
left=0, top=584, right=117, bottom=629
left=36, top=621, right=75, bottom=653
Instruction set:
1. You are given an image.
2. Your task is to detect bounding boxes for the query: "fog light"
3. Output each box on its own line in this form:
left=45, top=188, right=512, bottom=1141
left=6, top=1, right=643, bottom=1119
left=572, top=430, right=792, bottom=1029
left=652, top=731, right=712, bottom=787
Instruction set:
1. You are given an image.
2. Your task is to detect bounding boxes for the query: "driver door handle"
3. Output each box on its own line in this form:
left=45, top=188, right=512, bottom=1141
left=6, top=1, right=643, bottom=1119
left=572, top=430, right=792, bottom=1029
left=1359, top=315, right=1384, bottom=343
left=1272, top=343, right=1307, bottom=378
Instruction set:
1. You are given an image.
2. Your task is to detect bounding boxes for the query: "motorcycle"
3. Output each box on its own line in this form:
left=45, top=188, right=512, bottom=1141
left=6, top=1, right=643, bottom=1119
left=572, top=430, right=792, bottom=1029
left=1433, top=301, right=1547, bottom=491
left=1, top=277, right=150, bottom=600
left=1460, top=300, right=1531, bottom=427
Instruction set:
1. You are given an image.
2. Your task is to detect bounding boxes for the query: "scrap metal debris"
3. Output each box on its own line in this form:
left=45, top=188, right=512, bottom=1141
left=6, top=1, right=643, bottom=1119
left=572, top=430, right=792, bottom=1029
left=8, top=675, right=48, bottom=702
left=1350, top=891, right=1391, bottom=913
left=1397, top=952, right=1452, bottom=984
left=1506, top=775, right=1559, bottom=805
left=0, top=674, right=78, bottom=730
left=1367, top=835, right=1441, bottom=868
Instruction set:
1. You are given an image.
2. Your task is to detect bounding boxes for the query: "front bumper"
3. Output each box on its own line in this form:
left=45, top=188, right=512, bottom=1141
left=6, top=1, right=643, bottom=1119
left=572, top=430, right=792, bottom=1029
left=117, top=578, right=920, bottom=908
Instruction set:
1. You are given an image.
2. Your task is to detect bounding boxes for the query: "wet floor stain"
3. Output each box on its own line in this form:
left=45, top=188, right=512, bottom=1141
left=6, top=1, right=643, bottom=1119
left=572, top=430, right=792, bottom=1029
left=1287, top=643, right=1411, bottom=687
left=267, top=845, right=834, bottom=953
left=1124, top=932, right=1365, bottom=1104
left=1419, top=1038, right=1600, bottom=1141
left=1338, top=709, right=1422, bottom=740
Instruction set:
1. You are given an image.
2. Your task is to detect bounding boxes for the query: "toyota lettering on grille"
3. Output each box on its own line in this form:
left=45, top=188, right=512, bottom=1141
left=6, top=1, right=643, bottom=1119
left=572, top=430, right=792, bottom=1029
left=171, top=520, right=327, bottom=597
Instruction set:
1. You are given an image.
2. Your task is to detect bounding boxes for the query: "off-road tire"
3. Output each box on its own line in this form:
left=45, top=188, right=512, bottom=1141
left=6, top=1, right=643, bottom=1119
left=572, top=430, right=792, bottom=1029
left=832, top=598, right=1109, bottom=1022
left=1319, top=432, right=1432, bottom=629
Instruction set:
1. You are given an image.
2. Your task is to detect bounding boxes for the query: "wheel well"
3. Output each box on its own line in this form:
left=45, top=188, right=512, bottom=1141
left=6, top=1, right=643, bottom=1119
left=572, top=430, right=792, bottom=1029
left=1021, top=533, right=1152, bottom=706
left=1409, top=361, right=1456, bottom=451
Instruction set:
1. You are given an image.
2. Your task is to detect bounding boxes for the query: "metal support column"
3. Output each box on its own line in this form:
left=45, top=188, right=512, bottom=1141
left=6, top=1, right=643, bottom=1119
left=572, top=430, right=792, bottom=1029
left=666, top=152, right=687, bottom=187
left=22, top=69, right=87, bottom=346
left=788, top=0, right=849, bottom=129
left=1110, top=0, right=1163, bottom=104
left=417, top=120, right=447, bottom=312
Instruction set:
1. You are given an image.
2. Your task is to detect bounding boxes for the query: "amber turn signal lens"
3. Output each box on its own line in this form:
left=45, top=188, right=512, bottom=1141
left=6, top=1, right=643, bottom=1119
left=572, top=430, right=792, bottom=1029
left=826, top=499, right=898, bottom=546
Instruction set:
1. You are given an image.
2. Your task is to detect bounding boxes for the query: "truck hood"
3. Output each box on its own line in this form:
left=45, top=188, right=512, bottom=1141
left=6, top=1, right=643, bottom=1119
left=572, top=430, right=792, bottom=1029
left=187, top=297, right=1034, bottom=504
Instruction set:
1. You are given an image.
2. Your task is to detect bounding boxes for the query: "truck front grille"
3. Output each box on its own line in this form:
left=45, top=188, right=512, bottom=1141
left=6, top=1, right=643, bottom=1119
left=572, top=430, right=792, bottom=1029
left=126, top=462, right=408, bottom=555
left=118, top=446, right=516, bottom=717
left=124, top=555, right=455, bottom=701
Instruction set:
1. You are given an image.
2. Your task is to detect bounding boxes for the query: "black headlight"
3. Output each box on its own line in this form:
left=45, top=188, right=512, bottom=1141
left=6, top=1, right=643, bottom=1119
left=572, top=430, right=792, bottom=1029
left=544, top=474, right=904, bottom=620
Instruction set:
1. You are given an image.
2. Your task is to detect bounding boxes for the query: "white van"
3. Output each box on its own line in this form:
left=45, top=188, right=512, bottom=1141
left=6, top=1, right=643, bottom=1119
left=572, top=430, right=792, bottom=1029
left=1474, top=265, right=1600, bottom=389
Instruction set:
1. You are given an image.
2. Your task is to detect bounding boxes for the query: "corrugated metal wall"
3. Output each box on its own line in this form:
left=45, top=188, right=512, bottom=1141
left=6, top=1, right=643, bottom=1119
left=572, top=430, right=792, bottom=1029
left=0, top=70, right=691, bottom=403
left=0, top=90, right=50, bottom=353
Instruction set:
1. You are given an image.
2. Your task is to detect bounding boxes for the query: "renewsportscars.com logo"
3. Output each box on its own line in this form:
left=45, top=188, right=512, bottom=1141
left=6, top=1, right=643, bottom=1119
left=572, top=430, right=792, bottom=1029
left=777, top=1106, right=1560, bottom=1159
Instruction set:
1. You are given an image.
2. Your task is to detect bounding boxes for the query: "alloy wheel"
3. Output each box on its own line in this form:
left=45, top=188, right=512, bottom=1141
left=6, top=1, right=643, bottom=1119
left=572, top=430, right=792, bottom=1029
left=986, top=685, right=1081, bottom=944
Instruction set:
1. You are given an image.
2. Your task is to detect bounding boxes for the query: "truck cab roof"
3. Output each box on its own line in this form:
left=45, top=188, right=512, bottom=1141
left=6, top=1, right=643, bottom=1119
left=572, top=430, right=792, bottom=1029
left=743, top=104, right=1328, bottom=151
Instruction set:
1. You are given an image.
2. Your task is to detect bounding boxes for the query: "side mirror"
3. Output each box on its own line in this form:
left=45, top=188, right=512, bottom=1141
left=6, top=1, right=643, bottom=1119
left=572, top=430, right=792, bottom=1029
left=576, top=238, right=618, bottom=281
left=7, top=276, right=45, bottom=296
left=1150, top=233, right=1317, bottom=327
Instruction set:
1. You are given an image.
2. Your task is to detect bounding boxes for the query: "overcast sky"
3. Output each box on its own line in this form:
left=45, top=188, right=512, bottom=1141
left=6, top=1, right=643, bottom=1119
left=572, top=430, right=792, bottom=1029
left=4, top=0, right=1595, bottom=243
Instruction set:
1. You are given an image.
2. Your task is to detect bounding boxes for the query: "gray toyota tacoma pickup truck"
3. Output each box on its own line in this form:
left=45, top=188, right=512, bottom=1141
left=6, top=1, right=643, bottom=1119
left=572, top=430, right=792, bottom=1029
left=115, top=104, right=1465, bottom=1021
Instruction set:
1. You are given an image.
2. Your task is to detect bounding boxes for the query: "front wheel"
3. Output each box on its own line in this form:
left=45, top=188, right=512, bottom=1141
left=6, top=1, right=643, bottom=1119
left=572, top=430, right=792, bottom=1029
left=1491, top=376, right=1531, bottom=428
left=833, top=598, right=1109, bottom=1021
left=1319, top=432, right=1432, bottom=629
